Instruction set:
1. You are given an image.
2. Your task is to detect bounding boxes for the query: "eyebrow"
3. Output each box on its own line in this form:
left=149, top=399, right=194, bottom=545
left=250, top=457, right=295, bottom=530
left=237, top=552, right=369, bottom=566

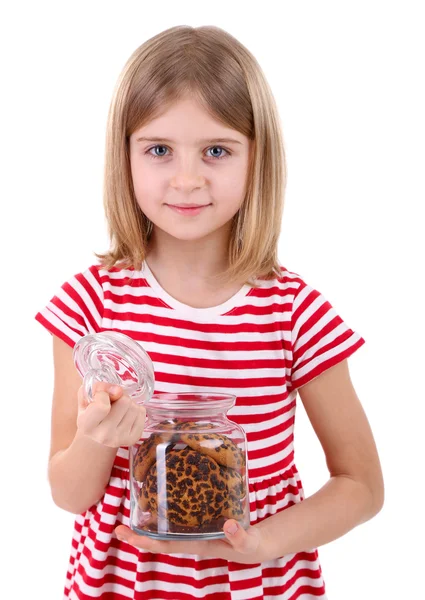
left=135, top=136, right=243, bottom=145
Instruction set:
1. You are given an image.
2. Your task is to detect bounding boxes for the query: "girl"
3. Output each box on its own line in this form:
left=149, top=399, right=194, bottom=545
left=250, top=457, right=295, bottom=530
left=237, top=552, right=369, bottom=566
left=36, top=25, right=384, bottom=600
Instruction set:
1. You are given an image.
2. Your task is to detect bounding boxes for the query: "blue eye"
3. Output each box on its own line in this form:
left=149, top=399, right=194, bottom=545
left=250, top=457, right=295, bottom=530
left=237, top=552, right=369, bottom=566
left=146, top=145, right=231, bottom=160
left=147, top=145, right=168, bottom=159
left=206, top=146, right=230, bottom=160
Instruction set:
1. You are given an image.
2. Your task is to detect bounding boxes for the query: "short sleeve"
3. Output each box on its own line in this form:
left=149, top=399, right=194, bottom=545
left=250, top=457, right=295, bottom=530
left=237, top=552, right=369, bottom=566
left=35, top=265, right=104, bottom=349
left=289, top=277, right=365, bottom=391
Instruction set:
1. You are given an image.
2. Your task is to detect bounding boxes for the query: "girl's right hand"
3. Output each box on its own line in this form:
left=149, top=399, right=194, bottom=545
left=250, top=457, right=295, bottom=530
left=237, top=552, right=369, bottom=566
left=76, top=381, right=146, bottom=448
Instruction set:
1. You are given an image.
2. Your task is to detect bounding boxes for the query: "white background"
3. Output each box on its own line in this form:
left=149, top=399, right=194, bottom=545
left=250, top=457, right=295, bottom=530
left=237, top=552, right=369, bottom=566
left=1, top=1, right=424, bottom=598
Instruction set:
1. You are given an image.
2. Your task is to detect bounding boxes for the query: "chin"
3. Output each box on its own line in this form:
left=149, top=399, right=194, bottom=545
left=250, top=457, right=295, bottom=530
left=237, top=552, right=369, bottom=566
left=165, top=230, right=215, bottom=242
left=155, top=222, right=228, bottom=242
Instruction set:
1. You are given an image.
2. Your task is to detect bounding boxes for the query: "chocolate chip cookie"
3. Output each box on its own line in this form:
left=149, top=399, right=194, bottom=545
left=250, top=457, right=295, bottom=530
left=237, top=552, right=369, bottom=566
left=132, top=422, right=176, bottom=482
left=138, top=448, right=244, bottom=527
left=179, top=431, right=245, bottom=471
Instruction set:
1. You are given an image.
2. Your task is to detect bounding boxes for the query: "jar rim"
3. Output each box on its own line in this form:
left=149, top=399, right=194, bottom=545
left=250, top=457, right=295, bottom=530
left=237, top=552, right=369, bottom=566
left=146, top=392, right=236, bottom=411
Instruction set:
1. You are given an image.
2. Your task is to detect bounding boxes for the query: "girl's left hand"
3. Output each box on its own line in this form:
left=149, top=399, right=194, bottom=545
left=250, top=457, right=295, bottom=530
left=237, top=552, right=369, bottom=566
left=115, top=520, right=273, bottom=564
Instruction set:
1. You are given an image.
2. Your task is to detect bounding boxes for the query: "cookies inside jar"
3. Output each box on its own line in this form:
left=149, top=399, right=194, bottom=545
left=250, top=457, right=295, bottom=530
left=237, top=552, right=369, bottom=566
left=131, top=419, right=248, bottom=537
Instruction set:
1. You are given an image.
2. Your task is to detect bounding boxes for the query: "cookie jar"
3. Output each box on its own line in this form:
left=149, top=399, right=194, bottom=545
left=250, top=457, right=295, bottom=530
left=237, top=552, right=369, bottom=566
left=73, top=331, right=250, bottom=540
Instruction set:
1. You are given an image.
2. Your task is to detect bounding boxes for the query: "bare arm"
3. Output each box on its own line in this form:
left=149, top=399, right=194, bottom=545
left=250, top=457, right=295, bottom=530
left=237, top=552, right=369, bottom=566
left=256, top=358, right=385, bottom=557
left=48, top=335, right=145, bottom=515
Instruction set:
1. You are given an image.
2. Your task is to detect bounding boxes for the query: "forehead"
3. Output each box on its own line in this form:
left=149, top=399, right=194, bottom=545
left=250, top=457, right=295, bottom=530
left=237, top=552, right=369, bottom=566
left=132, top=98, right=248, bottom=145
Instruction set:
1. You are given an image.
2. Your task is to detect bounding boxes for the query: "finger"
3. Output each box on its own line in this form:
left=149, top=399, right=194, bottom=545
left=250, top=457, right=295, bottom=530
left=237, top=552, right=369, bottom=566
left=78, top=382, right=122, bottom=411
left=93, top=395, right=133, bottom=441
left=114, top=526, right=205, bottom=555
left=115, top=525, right=162, bottom=550
left=128, top=406, right=147, bottom=445
left=113, top=402, right=138, bottom=435
left=115, top=405, right=146, bottom=446
left=79, top=390, right=112, bottom=432
left=77, top=385, right=89, bottom=411
left=222, top=521, right=260, bottom=554
left=116, top=400, right=145, bottom=428
left=114, top=404, right=146, bottom=446
left=92, top=381, right=123, bottom=402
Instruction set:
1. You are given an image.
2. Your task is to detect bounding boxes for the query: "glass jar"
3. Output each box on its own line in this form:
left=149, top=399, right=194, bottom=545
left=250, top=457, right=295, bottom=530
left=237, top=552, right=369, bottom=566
left=73, top=331, right=249, bottom=540
left=130, top=392, right=249, bottom=540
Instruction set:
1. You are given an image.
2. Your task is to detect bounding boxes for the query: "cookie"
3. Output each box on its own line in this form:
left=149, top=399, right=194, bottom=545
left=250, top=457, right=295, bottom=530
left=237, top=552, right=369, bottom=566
left=138, top=448, right=244, bottom=527
left=179, top=431, right=245, bottom=471
left=133, top=422, right=176, bottom=482
left=174, top=420, right=215, bottom=432
left=218, top=464, right=245, bottom=519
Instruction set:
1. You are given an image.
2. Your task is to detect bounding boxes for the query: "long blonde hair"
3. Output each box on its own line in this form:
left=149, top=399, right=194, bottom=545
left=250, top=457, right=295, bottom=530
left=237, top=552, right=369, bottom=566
left=97, top=25, right=287, bottom=287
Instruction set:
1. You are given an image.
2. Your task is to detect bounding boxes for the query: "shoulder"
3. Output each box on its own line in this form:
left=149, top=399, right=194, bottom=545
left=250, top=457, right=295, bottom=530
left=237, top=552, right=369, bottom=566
left=254, top=265, right=308, bottom=299
left=276, top=265, right=306, bottom=291
left=80, top=263, right=154, bottom=302
left=83, top=262, right=141, bottom=287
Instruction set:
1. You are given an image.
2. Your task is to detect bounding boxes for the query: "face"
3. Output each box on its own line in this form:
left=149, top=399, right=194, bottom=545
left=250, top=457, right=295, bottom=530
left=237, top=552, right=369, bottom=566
left=128, top=97, right=252, bottom=244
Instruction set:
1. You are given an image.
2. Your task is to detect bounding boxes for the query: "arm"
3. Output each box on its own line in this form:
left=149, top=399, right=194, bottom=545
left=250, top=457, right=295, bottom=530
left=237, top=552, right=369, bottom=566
left=48, top=335, right=118, bottom=514
left=256, top=358, right=385, bottom=557
left=115, top=358, right=384, bottom=562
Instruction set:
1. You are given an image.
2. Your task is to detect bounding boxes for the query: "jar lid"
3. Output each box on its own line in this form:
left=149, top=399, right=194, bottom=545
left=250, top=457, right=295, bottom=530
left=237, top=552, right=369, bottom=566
left=73, top=331, right=155, bottom=403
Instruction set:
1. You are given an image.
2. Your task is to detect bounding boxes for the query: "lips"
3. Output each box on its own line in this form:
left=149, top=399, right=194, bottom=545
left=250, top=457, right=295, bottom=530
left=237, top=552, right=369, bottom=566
left=169, top=204, right=209, bottom=208
left=166, top=204, right=211, bottom=216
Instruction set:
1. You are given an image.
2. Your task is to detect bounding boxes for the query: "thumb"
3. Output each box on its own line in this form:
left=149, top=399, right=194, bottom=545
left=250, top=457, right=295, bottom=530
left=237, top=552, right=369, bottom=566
left=90, top=381, right=123, bottom=403
left=223, top=521, right=261, bottom=555
left=77, top=381, right=109, bottom=410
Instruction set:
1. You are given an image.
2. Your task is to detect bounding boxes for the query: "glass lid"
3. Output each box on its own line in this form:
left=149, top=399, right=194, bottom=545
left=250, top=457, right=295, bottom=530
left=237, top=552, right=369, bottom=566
left=73, top=331, right=155, bottom=404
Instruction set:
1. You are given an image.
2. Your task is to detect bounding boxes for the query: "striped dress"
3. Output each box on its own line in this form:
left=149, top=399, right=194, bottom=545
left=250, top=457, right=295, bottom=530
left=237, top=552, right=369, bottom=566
left=36, top=261, right=365, bottom=600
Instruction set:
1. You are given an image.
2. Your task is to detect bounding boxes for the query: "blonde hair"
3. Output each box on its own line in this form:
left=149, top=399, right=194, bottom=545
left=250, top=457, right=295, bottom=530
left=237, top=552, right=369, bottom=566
left=97, top=25, right=287, bottom=287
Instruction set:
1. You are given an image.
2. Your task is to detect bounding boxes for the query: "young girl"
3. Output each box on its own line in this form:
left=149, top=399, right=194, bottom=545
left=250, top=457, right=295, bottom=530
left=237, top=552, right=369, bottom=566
left=36, top=25, right=384, bottom=600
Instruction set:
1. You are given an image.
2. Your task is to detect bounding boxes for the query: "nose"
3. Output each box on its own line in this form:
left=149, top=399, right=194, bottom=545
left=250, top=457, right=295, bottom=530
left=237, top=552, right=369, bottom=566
left=170, top=156, right=206, bottom=191
left=170, top=173, right=206, bottom=191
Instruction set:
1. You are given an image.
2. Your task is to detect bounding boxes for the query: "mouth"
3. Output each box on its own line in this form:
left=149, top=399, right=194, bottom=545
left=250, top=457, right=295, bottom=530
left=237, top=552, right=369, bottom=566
left=166, top=204, right=211, bottom=216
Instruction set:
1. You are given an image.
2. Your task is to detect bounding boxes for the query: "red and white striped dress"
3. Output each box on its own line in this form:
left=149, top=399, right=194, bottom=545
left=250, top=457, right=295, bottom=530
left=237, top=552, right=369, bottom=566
left=36, top=261, right=365, bottom=600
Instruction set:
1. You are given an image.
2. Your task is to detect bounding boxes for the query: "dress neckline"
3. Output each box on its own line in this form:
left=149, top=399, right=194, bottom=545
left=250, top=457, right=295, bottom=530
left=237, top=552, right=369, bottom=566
left=141, top=260, right=254, bottom=318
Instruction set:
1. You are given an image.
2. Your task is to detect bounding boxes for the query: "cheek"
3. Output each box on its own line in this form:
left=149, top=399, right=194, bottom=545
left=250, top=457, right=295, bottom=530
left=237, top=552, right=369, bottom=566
left=131, top=164, right=163, bottom=199
left=218, top=168, right=248, bottom=203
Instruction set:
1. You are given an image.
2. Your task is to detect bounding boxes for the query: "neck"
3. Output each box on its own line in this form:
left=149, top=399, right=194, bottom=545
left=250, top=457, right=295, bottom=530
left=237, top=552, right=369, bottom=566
left=146, top=225, right=231, bottom=282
